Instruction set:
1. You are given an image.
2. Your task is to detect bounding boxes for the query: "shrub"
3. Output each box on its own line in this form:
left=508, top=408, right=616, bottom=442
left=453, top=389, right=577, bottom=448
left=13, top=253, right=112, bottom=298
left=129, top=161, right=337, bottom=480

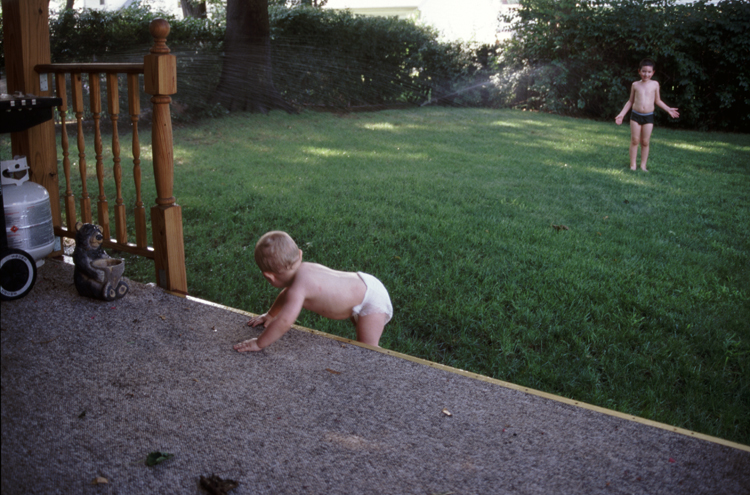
left=49, top=2, right=224, bottom=63
left=42, top=2, right=226, bottom=120
left=35, top=3, right=478, bottom=116
left=499, top=0, right=750, bottom=131
left=268, top=6, right=476, bottom=108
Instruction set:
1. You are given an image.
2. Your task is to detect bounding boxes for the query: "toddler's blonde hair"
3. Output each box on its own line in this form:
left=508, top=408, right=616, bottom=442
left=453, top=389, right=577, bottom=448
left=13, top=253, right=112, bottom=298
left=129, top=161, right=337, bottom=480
left=254, top=231, right=300, bottom=273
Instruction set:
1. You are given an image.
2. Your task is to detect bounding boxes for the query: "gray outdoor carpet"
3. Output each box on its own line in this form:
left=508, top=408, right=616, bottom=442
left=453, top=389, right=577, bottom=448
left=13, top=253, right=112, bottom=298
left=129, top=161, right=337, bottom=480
left=2, top=259, right=748, bottom=495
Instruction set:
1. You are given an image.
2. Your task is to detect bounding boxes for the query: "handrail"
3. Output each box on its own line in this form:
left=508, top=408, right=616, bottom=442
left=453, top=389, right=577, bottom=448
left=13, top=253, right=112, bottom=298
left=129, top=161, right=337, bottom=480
left=35, top=63, right=144, bottom=74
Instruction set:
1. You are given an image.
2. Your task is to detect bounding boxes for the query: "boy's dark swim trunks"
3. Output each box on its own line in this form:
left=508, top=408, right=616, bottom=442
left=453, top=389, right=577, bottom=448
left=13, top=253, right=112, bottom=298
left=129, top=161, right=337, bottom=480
left=630, top=111, right=655, bottom=125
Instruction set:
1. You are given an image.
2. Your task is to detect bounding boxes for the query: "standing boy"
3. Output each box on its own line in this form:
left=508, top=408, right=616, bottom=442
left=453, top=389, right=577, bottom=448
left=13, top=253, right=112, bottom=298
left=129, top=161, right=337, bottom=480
left=615, top=59, right=680, bottom=171
left=234, top=231, right=393, bottom=352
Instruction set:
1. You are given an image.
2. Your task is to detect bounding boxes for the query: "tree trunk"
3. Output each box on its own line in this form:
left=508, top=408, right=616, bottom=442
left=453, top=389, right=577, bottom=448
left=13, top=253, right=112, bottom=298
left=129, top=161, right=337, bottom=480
left=180, top=0, right=207, bottom=19
left=214, top=0, right=294, bottom=114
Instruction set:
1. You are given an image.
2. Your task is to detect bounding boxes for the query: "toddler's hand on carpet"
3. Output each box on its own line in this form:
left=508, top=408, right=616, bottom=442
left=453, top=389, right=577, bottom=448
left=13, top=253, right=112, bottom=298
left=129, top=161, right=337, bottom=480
left=247, top=313, right=272, bottom=327
left=234, top=338, right=262, bottom=352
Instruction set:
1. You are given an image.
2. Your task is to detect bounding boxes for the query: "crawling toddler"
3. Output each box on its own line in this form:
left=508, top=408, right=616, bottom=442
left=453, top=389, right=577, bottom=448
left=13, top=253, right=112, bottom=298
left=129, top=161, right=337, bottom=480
left=234, top=231, right=393, bottom=352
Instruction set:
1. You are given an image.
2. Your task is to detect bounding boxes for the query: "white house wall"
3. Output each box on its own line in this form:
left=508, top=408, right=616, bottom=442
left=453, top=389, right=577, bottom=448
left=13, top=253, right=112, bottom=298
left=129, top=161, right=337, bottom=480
left=80, top=0, right=178, bottom=12
left=326, top=0, right=518, bottom=44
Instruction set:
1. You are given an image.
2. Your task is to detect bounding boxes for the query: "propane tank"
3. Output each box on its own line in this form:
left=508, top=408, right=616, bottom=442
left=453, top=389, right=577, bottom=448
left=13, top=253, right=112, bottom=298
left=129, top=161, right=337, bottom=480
left=1, top=156, right=55, bottom=264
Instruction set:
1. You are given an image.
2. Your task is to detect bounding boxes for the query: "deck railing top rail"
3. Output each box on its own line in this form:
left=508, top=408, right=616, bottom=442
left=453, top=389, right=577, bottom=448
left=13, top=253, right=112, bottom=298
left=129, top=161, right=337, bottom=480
left=35, top=63, right=144, bottom=75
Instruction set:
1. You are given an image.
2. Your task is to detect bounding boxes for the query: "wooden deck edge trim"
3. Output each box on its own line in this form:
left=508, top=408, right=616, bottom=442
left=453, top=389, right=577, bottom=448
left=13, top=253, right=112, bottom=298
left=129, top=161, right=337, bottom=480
left=178, top=293, right=750, bottom=454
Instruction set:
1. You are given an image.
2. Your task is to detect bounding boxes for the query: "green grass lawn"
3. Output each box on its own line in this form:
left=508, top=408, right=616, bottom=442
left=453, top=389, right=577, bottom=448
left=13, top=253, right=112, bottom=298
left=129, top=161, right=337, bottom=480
left=10, top=107, right=749, bottom=444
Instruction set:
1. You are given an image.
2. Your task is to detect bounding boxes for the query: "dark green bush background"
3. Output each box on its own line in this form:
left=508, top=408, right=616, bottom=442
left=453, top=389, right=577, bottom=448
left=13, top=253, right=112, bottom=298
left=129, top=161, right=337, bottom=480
left=499, top=0, right=750, bottom=131
left=1, top=0, right=746, bottom=130
left=268, top=6, right=474, bottom=108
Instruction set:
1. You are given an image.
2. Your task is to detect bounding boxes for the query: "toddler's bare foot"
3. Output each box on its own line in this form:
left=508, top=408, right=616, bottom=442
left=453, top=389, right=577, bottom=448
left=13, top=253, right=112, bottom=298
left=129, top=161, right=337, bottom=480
left=640, top=167, right=648, bottom=172
left=630, top=165, right=637, bottom=171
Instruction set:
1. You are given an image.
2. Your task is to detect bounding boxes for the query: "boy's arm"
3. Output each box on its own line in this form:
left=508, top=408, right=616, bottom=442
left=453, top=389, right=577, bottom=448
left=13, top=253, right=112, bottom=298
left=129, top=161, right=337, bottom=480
left=615, top=84, right=635, bottom=125
left=654, top=83, right=679, bottom=119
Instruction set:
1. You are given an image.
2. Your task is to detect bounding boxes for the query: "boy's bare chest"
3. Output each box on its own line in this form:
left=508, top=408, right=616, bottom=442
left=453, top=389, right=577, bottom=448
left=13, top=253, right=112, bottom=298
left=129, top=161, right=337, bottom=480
left=634, top=81, right=657, bottom=99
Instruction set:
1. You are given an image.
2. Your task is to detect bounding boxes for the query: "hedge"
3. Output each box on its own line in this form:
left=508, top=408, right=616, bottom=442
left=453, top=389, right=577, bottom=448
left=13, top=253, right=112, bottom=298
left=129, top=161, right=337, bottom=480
left=498, top=0, right=750, bottom=131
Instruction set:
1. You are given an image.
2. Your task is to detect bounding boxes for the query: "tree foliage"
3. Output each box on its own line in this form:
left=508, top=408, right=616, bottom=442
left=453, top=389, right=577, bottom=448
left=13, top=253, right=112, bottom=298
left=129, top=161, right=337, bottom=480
left=3, top=0, right=746, bottom=129
left=33, top=3, right=481, bottom=115
left=39, top=2, right=225, bottom=119
left=47, top=2, right=223, bottom=63
left=499, top=0, right=750, bottom=131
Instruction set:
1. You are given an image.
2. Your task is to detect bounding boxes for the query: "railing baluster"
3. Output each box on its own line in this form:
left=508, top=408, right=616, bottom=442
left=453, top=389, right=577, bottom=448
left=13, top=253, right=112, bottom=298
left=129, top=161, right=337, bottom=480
left=107, top=73, right=127, bottom=244
left=128, top=73, right=148, bottom=249
left=71, top=72, right=91, bottom=223
left=55, top=73, right=77, bottom=233
left=89, top=72, right=109, bottom=238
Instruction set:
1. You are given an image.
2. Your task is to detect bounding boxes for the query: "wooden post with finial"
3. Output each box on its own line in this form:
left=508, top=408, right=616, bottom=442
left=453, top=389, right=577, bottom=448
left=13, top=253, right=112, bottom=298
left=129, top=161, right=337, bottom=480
left=144, top=19, right=187, bottom=294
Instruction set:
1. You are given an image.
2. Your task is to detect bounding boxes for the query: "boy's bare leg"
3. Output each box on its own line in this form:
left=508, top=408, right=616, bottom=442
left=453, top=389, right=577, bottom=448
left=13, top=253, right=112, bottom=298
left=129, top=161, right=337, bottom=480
left=629, top=120, right=642, bottom=170
left=354, top=313, right=387, bottom=347
left=639, top=123, right=654, bottom=171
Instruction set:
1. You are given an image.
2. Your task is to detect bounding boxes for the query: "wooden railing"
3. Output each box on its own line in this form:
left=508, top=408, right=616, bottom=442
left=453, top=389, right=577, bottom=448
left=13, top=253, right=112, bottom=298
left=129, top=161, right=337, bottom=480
left=35, top=19, right=187, bottom=294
